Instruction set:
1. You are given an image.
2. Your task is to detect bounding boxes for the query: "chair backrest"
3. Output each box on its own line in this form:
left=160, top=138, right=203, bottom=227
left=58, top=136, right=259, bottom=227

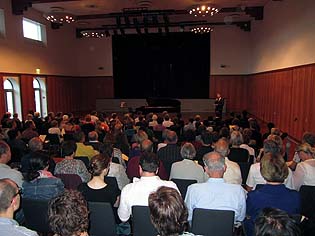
left=74, top=156, right=90, bottom=169
left=22, top=198, right=51, bottom=233
left=191, top=208, right=235, bottom=236
left=132, top=205, right=158, bottom=236
left=45, top=133, right=60, bottom=144
left=63, top=133, right=74, bottom=141
left=299, top=185, right=315, bottom=218
left=171, top=178, right=197, bottom=199
left=88, top=201, right=117, bottom=236
left=55, top=173, right=82, bottom=190
left=238, top=162, right=251, bottom=185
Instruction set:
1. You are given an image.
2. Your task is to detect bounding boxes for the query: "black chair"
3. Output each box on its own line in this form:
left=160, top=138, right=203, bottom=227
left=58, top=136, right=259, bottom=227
left=88, top=201, right=117, bottom=236
left=300, top=185, right=315, bottom=219
left=55, top=173, right=82, bottom=190
left=22, top=198, right=51, bottom=235
left=171, top=178, right=197, bottom=199
left=75, top=156, right=90, bottom=169
left=238, top=162, right=251, bottom=185
left=63, top=133, right=74, bottom=141
left=45, top=133, right=60, bottom=155
left=132, top=205, right=158, bottom=236
left=191, top=208, right=235, bottom=236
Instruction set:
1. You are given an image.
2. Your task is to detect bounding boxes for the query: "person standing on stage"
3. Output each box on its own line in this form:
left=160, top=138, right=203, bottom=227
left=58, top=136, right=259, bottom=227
left=214, top=93, right=225, bottom=118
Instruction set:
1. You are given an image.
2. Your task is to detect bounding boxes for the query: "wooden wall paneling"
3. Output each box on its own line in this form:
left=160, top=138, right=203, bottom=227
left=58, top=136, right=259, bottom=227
left=210, top=75, right=247, bottom=112
left=20, top=75, right=35, bottom=119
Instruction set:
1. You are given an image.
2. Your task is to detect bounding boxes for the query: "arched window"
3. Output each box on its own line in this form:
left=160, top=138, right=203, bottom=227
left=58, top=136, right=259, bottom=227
left=33, top=77, right=48, bottom=117
left=3, top=79, right=15, bottom=114
left=33, top=78, right=42, bottom=115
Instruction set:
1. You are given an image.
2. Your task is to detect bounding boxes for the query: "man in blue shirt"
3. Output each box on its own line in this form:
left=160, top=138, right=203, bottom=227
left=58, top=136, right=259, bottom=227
left=0, top=178, right=38, bottom=236
left=185, top=151, right=246, bottom=223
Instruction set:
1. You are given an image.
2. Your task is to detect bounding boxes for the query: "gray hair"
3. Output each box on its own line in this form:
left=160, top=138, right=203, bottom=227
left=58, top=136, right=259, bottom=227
left=230, top=131, right=244, bottom=146
left=263, top=140, right=281, bottom=154
left=214, top=138, right=229, bottom=157
left=203, top=152, right=225, bottom=172
left=28, top=137, right=43, bottom=152
left=180, top=143, right=196, bottom=160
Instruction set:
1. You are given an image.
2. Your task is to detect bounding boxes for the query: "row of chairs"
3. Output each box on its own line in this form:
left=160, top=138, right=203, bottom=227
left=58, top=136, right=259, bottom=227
left=22, top=197, right=234, bottom=236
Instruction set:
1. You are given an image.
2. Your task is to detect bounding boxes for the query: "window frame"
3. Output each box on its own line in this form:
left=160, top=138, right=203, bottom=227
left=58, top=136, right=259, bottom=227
left=4, top=80, right=15, bottom=115
left=22, top=17, right=47, bottom=44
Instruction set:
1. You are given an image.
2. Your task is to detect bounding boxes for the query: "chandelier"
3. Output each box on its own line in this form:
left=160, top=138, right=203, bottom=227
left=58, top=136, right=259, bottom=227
left=191, top=26, right=213, bottom=34
left=44, top=7, right=75, bottom=24
left=188, top=4, right=219, bottom=17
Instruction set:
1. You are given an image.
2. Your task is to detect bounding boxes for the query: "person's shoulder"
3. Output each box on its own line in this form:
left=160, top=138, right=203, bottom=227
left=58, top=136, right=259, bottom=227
left=13, top=224, right=39, bottom=236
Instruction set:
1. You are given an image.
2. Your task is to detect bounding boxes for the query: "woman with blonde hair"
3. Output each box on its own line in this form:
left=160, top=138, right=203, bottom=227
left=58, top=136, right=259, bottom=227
left=289, top=143, right=315, bottom=190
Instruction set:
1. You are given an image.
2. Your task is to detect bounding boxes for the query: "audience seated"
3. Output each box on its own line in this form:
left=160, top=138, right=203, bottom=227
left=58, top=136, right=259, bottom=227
left=6, top=129, right=27, bottom=163
left=228, top=130, right=250, bottom=163
left=21, top=120, right=39, bottom=143
left=73, top=131, right=98, bottom=160
left=149, top=186, right=193, bottom=236
left=22, top=151, right=64, bottom=200
left=0, top=178, right=38, bottom=236
left=289, top=143, right=315, bottom=190
left=185, top=151, right=246, bottom=223
left=170, top=142, right=206, bottom=183
left=214, top=138, right=242, bottom=185
left=157, top=130, right=183, bottom=176
left=85, top=131, right=104, bottom=152
left=0, top=141, right=23, bottom=187
left=78, top=153, right=120, bottom=222
left=194, top=130, right=213, bottom=166
left=244, top=152, right=300, bottom=236
left=255, top=208, right=301, bottom=236
left=118, top=152, right=179, bottom=222
left=246, top=139, right=294, bottom=191
left=48, top=190, right=89, bottom=236
left=54, top=141, right=90, bottom=183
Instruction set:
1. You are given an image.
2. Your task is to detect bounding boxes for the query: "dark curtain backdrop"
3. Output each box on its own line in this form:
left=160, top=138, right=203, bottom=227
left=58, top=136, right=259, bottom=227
left=113, top=32, right=210, bottom=99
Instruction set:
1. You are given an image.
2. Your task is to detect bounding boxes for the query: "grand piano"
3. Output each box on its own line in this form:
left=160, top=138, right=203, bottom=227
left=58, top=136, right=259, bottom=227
left=136, top=97, right=181, bottom=114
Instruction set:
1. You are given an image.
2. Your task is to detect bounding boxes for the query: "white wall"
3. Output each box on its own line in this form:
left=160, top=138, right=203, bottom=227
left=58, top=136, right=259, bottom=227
left=250, top=0, right=315, bottom=73
left=0, top=0, right=76, bottom=76
left=210, top=26, right=250, bottom=75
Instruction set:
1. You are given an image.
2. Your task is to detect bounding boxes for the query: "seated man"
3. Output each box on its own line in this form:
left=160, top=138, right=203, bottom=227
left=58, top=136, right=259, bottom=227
left=48, top=190, right=89, bottom=236
left=185, top=151, right=246, bottom=223
left=255, top=208, right=301, bottom=236
left=118, top=152, right=179, bottom=222
left=0, top=141, right=23, bottom=187
left=85, top=131, right=104, bottom=152
left=0, top=178, right=38, bottom=236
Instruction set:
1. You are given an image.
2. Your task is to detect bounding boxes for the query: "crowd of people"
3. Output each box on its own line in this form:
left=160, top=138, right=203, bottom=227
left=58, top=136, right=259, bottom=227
left=0, top=109, right=314, bottom=236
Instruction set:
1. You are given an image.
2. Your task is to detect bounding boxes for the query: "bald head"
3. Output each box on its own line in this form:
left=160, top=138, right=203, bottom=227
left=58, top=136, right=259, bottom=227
left=88, top=131, right=98, bottom=141
left=203, top=151, right=226, bottom=177
left=141, top=139, right=153, bottom=152
left=214, top=138, right=230, bottom=157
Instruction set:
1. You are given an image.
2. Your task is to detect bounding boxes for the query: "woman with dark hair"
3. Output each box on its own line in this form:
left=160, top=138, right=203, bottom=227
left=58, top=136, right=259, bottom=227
left=149, top=186, right=194, bottom=236
left=48, top=190, right=89, bottom=236
left=77, top=153, right=120, bottom=207
left=22, top=151, right=64, bottom=200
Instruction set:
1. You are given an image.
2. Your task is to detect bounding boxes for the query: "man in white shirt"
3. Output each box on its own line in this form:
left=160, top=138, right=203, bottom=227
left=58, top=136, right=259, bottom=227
left=185, top=151, right=246, bottom=222
left=118, top=152, right=179, bottom=222
left=214, top=138, right=242, bottom=185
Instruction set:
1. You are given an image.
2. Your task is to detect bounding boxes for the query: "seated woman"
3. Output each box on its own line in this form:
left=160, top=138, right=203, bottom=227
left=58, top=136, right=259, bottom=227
left=228, top=130, right=250, bottom=163
left=289, top=143, right=315, bottom=190
left=149, top=186, right=194, bottom=236
left=22, top=151, right=64, bottom=200
left=245, top=152, right=300, bottom=236
left=77, top=153, right=120, bottom=208
left=48, top=190, right=89, bottom=236
left=54, top=141, right=90, bottom=183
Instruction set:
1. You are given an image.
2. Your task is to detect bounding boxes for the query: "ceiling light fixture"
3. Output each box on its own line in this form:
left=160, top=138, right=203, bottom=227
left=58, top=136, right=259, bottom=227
left=81, top=31, right=105, bottom=38
left=188, top=4, right=219, bottom=17
left=44, top=7, right=75, bottom=24
left=191, top=26, right=213, bottom=34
